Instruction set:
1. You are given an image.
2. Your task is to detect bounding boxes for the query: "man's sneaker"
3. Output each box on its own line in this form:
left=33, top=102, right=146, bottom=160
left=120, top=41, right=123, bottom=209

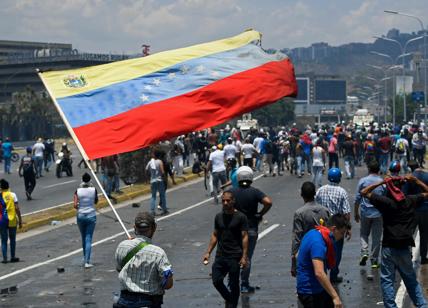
left=359, top=255, right=368, bottom=266
left=10, top=257, right=19, bottom=263
left=371, top=261, right=380, bottom=269
left=161, top=210, right=169, bottom=216
left=157, top=205, right=162, bottom=211
left=84, top=263, right=94, bottom=269
left=240, top=286, right=255, bottom=294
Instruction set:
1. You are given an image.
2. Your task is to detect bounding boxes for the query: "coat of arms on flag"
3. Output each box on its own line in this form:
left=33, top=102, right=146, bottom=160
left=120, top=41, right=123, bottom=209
left=63, top=75, right=87, bottom=88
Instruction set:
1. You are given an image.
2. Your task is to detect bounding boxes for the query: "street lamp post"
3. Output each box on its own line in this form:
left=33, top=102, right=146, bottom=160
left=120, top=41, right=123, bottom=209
left=373, top=36, right=423, bottom=122
left=385, top=10, right=427, bottom=122
left=367, top=64, right=392, bottom=122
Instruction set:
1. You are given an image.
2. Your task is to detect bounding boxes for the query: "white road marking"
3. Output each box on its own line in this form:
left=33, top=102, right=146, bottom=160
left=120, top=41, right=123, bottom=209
left=258, top=224, right=280, bottom=240
left=0, top=174, right=265, bottom=281
left=42, top=180, right=77, bottom=189
left=396, top=231, right=420, bottom=308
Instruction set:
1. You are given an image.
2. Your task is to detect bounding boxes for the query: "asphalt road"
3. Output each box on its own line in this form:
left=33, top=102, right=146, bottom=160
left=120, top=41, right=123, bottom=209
left=0, top=161, right=423, bottom=307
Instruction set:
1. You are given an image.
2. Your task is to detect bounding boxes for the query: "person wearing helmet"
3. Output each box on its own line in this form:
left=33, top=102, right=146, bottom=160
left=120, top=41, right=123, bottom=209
left=18, top=147, right=36, bottom=200
left=389, top=160, right=401, bottom=176
left=231, top=166, right=272, bottom=293
left=316, top=168, right=351, bottom=283
left=207, top=145, right=226, bottom=204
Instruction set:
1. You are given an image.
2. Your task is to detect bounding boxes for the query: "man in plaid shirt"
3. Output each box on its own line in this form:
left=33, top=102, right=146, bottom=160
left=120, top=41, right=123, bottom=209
left=316, top=167, right=352, bottom=284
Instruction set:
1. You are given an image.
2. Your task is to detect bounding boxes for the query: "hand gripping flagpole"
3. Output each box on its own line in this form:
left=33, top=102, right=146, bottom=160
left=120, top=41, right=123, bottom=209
left=37, top=70, right=131, bottom=239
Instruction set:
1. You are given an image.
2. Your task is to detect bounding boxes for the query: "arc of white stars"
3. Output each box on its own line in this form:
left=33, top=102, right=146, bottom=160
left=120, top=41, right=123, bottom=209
left=144, top=85, right=153, bottom=91
left=211, top=71, right=220, bottom=78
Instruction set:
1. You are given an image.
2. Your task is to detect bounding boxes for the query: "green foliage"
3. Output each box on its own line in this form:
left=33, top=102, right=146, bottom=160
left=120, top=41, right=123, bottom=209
left=387, top=94, right=419, bottom=123
left=252, top=98, right=295, bottom=127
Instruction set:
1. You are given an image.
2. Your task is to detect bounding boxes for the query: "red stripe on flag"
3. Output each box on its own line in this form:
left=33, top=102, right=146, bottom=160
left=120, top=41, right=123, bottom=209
left=74, top=59, right=297, bottom=159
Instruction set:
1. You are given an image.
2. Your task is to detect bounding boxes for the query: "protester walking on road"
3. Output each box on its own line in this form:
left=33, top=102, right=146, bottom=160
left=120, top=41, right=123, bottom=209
left=203, top=190, right=249, bottom=308
left=291, top=181, right=330, bottom=277
left=2, top=138, right=13, bottom=174
left=207, top=145, right=227, bottom=204
left=315, top=168, right=351, bottom=283
left=146, top=150, right=168, bottom=216
left=74, top=173, right=98, bottom=268
left=18, top=147, right=36, bottom=200
left=354, top=160, right=384, bottom=273
left=115, top=212, right=173, bottom=308
left=311, top=140, right=325, bottom=188
left=231, top=166, right=272, bottom=293
left=361, top=175, right=428, bottom=308
left=296, top=214, right=350, bottom=308
left=32, top=138, right=45, bottom=178
left=0, top=179, right=22, bottom=263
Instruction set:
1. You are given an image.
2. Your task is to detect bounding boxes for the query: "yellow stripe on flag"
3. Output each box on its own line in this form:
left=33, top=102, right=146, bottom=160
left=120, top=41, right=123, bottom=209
left=40, top=30, right=261, bottom=99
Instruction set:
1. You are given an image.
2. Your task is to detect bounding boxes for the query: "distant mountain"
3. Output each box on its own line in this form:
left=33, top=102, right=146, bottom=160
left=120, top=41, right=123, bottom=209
left=281, top=28, right=425, bottom=77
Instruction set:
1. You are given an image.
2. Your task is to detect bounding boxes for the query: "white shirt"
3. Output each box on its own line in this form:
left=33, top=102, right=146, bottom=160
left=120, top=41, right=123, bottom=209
left=209, top=150, right=226, bottom=173
left=312, top=146, right=324, bottom=167
left=241, top=143, right=256, bottom=159
left=253, top=137, right=264, bottom=152
left=33, top=142, right=45, bottom=157
left=223, top=144, right=237, bottom=160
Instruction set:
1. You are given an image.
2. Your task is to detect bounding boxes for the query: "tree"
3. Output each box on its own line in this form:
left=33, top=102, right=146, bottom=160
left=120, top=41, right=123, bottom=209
left=387, top=94, right=418, bottom=124
left=252, top=97, right=295, bottom=127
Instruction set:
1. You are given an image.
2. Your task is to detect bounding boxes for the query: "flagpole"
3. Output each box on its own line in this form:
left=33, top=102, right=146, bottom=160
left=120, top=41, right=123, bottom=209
left=36, top=70, right=131, bottom=239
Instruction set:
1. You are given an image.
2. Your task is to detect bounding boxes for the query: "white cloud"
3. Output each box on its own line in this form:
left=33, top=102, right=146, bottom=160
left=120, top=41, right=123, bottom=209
left=0, top=0, right=426, bottom=53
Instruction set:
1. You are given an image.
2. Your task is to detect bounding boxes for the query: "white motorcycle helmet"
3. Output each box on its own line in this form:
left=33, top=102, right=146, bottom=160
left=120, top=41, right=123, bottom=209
left=237, top=166, right=254, bottom=187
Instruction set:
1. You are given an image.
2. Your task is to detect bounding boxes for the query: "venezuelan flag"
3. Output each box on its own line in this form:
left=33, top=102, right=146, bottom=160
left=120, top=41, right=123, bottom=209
left=39, top=30, right=297, bottom=159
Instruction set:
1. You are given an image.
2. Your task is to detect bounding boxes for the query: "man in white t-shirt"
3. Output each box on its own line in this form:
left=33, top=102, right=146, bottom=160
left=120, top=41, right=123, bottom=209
left=32, top=138, right=45, bottom=178
left=207, top=146, right=226, bottom=204
left=241, top=139, right=257, bottom=169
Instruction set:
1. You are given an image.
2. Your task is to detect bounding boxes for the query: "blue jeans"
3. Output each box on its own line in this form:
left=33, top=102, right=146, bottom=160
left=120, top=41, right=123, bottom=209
left=115, top=292, right=162, bottom=308
left=379, top=153, right=389, bottom=174
left=312, top=166, right=323, bottom=188
left=241, top=229, right=258, bottom=288
left=102, top=174, right=113, bottom=196
left=150, top=181, right=167, bottom=213
left=381, top=247, right=427, bottom=308
left=0, top=226, right=17, bottom=261
left=344, top=155, right=355, bottom=179
left=34, top=156, right=43, bottom=177
left=77, top=214, right=96, bottom=264
left=4, top=157, right=11, bottom=174
left=331, top=238, right=343, bottom=280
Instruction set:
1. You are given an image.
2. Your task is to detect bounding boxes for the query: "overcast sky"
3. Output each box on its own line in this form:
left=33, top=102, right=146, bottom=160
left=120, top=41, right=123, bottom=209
left=1, top=0, right=427, bottom=54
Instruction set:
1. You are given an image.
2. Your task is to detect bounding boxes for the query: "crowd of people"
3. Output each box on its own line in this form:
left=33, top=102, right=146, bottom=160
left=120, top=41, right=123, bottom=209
left=128, top=120, right=428, bottom=308
left=1, top=120, right=428, bottom=307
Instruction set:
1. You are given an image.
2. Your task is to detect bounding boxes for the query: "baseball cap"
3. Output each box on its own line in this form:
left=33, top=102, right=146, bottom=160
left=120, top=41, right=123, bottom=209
left=135, top=212, right=155, bottom=229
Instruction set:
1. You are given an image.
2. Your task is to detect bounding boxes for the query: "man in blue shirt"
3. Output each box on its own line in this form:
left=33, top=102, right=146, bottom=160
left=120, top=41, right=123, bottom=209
left=2, top=138, right=13, bottom=174
left=354, top=160, right=384, bottom=270
left=297, top=214, right=350, bottom=308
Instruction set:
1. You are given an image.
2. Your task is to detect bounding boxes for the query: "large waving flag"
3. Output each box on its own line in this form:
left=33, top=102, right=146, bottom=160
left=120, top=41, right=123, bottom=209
left=39, top=30, right=297, bottom=159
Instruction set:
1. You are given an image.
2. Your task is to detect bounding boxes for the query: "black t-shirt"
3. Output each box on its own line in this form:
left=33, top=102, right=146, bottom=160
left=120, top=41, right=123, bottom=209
left=215, top=211, right=248, bottom=258
left=343, top=140, right=355, bottom=157
left=231, top=186, right=266, bottom=230
left=369, top=193, right=425, bottom=248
